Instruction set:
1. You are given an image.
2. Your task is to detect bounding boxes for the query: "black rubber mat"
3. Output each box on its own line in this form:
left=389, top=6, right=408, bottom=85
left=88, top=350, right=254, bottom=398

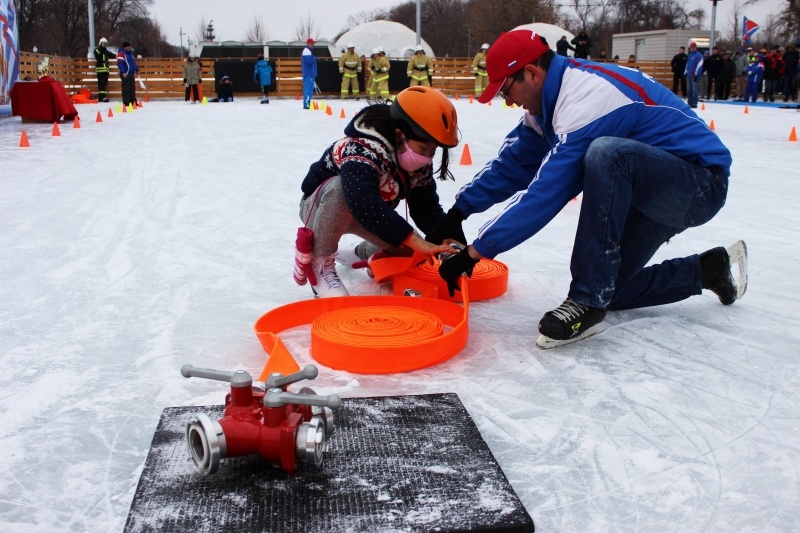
left=125, top=393, right=535, bottom=532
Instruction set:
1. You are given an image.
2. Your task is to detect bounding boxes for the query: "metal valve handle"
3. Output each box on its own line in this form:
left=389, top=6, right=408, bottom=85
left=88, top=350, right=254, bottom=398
left=263, top=389, right=342, bottom=409
left=265, top=365, right=318, bottom=389
left=181, top=365, right=253, bottom=388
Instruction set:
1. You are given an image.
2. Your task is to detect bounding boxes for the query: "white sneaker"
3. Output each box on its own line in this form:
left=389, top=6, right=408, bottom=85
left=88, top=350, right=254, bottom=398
left=310, top=255, right=349, bottom=298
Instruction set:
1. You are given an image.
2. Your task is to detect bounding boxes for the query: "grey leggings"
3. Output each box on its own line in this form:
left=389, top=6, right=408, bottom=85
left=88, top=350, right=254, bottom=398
left=299, top=176, right=400, bottom=258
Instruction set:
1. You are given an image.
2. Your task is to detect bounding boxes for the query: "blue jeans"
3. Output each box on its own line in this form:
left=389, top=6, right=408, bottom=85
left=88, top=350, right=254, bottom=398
left=569, top=137, right=728, bottom=310
left=303, top=77, right=315, bottom=108
left=686, top=75, right=699, bottom=107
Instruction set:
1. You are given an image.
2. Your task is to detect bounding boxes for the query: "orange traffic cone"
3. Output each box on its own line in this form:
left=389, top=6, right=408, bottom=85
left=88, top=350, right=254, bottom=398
left=709, top=120, right=715, bottom=131
left=19, top=130, right=30, bottom=148
left=454, top=93, right=459, bottom=101
left=313, top=101, right=319, bottom=110
left=122, top=104, right=127, bottom=113
left=701, top=102, right=706, bottom=110
left=137, top=101, right=143, bottom=108
left=295, top=94, right=301, bottom=100
left=145, top=95, right=150, bottom=102
left=108, top=108, right=114, bottom=118
left=459, top=144, right=473, bottom=165
left=73, top=116, right=80, bottom=129
left=790, top=126, right=798, bottom=142
left=96, top=111, right=103, bottom=123
left=51, top=122, right=61, bottom=136
left=326, top=106, right=332, bottom=116
left=744, top=105, right=749, bottom=114
left=340, top=108, right=346, bottom=118
left=469, top=94, right=474, bottom=103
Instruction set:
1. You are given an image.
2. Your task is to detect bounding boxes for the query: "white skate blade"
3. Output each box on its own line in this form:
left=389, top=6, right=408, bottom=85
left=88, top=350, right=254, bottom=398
left=536, top=324, right=600, bottom=349
left=726, top=240, right=748, bottom=300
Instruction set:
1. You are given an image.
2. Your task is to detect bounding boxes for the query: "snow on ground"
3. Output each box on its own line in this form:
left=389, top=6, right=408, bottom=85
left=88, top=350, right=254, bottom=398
left=1, top=95, right=799, bottom=532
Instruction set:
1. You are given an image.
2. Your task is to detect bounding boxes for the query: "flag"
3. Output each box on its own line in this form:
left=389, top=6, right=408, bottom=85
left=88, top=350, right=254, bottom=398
left=742, top=16, right=760, bottom=45
left=1, top=0, right=21, bottom=105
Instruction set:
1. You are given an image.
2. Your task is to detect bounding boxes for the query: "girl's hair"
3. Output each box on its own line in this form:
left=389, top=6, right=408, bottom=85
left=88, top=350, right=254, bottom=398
left=357, top=103, right=454, bottom=181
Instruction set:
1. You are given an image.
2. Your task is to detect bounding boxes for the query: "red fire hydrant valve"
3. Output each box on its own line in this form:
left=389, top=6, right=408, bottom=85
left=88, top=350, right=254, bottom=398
left=181, top=364, right=341, bottom=476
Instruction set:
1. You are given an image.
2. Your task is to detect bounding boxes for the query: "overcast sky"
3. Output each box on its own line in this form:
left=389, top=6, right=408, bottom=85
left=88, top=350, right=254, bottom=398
left=148, top=0, right=787, bottom=47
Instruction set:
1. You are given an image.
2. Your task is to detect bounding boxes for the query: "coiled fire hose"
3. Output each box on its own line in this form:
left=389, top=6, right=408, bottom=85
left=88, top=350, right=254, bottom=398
left=255, top=253, right=508, bottom=376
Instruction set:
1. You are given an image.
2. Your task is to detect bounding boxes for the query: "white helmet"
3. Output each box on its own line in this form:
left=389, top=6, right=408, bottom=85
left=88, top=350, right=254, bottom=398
left=481, top=43, right=489, bottom=50
left=347, top=43, right=355, bottom=49
left=378, top=45, right=385, bottom=52
left=371, top=48, right=380, bottom=55
left=415, top=44, right=424, bottom=52
left=99, top=37, right=108, bottom=45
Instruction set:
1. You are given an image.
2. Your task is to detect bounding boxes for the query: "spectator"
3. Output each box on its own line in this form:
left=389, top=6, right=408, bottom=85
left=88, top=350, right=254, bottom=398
left=429, top=29, right=740, bottom=348
left=734, top=47, right=749, bottom=100
left=407, top=45, right=433, bottom=87
left=627, top=54, right=637, bottom=64
left=338, top=44, right=362, bottom=99
left=782, top=44, right=798, bottom=102
left=93, top=37, right=115, bottom=102
left=699, top=51, right=710, bottom=100
left=571, top=29, right=592, bottom=59
left=705, top=47, right=724, bottom=100
left=671, top=46, right=688, bottom=97
left=216, top=75, right=233, bottom=102
left=254, top=53, right=273, bottom=104
left=720, top=50, right=735, bottom=100
left=685, top=42, right=704, bottom=108
left=301, top=38, right=317, bottom=110
left=116, top=41, right=139, bottom=107
left=763, top=46, right=784, bottom=102
left=556, top=36, right=575, bottom=57
left=297, top=87, right=459, bottom=297
left=597, top=50, right=608, bottom=60
left=472, top=43, right=490, bottom=98
left=744, top=52, right=764, bottom=103
left=183, top=54, right=202, bottom=104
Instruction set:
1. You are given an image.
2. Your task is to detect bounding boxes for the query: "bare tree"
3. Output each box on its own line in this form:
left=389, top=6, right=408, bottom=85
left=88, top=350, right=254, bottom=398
left=293, top=12, right=320, bottom=42
left=245, top=14, right=268, bottom=42
left=195, top=16, right=207, bottom=43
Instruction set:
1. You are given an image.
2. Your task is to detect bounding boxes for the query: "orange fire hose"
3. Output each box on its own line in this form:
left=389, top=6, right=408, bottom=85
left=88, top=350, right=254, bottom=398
left=254, top=253, right=509, bottom=377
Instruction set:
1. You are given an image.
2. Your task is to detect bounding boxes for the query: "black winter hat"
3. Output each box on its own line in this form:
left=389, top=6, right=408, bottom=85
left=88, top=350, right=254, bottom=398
left=122, top=41, right=131, bottom=48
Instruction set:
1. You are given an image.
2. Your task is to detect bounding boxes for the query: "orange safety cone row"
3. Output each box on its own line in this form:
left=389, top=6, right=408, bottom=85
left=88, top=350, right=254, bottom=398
left=340, top=108, right=346, bottom=118
left=52, top=122, right=61, bottom=136
left=73, top=116, right=80, bottom=129
left=96, top=111, right=103, bottom=123
left=19, top=130, right=30, bottom=148
left=108, top=108, right=114, bottom=117
left=790, top=126, right=798, bottom=142
left=459, top=143, right=473, bottom=165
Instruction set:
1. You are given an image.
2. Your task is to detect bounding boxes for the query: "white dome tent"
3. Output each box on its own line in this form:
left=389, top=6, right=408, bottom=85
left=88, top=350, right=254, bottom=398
left=512, top=22, right=576, bottom=56
left=330, top=20, right=435, bottom=59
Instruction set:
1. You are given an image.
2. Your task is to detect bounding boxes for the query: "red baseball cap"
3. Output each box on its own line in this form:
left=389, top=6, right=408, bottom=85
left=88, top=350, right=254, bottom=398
left=478, top=30, right=551, bottom=104
left=307, top=38, right=315, bottom=46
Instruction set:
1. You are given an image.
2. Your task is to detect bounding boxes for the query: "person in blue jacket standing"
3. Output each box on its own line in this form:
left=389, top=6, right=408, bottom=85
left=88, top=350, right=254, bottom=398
left=302, top=38, right=317, bottom=109
left=116, top=41, right=139, bottom=107
left=744, top=52, right=764, bottom=102
left=684, top=41, right=704, bottom=108
left=254, top=53, right=273, bottom=104
left=428, top=29, right=747, bottom=348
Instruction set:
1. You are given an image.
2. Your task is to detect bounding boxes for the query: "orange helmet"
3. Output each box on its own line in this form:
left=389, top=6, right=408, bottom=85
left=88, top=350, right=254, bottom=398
left=390, top=86, right=459, bottom=148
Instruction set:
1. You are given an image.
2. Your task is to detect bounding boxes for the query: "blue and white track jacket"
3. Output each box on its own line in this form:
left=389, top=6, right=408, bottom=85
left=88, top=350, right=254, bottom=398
left=454, top=54, right=732, bottom=259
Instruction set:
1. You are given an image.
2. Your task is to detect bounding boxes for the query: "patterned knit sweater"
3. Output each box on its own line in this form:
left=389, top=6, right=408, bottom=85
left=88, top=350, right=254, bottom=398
left=301, top=108, right=444, bottom=248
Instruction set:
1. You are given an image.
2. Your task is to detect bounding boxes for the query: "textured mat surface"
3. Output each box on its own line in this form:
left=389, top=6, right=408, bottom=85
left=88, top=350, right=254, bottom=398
left=125, top=393, right=535, bottom=532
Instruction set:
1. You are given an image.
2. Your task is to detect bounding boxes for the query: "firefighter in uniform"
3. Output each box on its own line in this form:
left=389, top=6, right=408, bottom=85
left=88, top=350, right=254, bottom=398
left=472, top=43, right=489, bottom=98
left=406, top=45, right=433, bottom=87
left=339, top=44, right=362, bottom=99
left=368, top=48, right=391, bottom=101
left=94, top=37, right=116, bottom=102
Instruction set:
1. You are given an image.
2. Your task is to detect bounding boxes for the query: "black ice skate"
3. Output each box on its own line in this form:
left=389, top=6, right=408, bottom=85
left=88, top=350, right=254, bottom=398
left=700, top=240, right=748, bottom=305
left=536, top=298, right=607, bottom=349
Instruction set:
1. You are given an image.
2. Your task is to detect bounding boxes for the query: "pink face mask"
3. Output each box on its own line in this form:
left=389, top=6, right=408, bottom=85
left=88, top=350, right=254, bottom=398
left=398, top=136, right=434, bottom=172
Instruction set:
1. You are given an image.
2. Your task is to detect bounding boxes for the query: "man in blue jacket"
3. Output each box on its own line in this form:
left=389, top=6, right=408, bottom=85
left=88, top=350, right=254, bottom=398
left=116, top=41, right=139, bottom=107
left=301, top=38, right=317, bottom=109
left=430, top=29, right=746, bottom=348
left=685, top=42, right=704, bottom=108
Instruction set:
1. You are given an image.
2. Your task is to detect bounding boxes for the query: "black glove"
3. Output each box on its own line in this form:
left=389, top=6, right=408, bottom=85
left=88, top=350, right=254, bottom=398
left=426, top=207, right=467, bottom=246
left=438, top=247, right=479, bottom=297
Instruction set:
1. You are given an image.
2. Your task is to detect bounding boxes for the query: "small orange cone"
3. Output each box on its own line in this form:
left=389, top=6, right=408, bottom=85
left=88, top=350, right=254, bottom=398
left=326, top=106, right=332, bottom=116
left=709, top=120, right=715, bottom=131
left=137, top=101, right=143, bottom=108
left=73, top=116, right=80, bottom=129
left=96, top=111, right=103, bottom=123
left=313, top=101, right=319, bottom=110
left=295, top=94, right=301, bottom=100
left=469, top=94, right=474, bottom=104
left=145, top=95, right=150, bottom=102
left=789, top=126, right=798, bottom=142
left=340, top=108, right=346, bottom=118
left=19, top=130, right=30, bottom=148
left=744, top=105, right=749, bottom=114
left=459, top=144, right=473, bottom=165
left=454, top=93, right=459, bottom=100
left=122, top=104, right=127, bottom=113
left=488, top=100, right=492, bottom=106
left=701, top=102, right=706, bottom=110
left=51, top=122, right=61, bottom=136
left=107, top=108, right=113, bottom=118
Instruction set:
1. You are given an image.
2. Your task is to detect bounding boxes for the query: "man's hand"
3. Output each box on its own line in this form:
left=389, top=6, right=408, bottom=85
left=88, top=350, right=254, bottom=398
left=426, top=207, right=467, bottom=246
left=438, top=246, right=479, bottom=298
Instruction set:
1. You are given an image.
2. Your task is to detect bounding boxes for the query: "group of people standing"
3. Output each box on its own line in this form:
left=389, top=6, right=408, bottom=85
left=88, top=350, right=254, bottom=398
left=674, top=42, right=798, bottom=106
